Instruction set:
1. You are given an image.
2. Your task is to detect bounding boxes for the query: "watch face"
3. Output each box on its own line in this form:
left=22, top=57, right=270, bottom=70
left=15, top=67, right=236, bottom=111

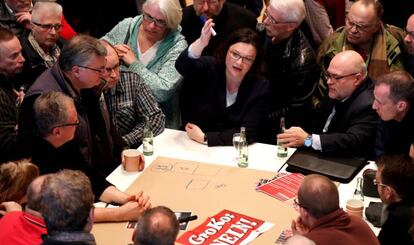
left=304, top=138, right=312, bottom=147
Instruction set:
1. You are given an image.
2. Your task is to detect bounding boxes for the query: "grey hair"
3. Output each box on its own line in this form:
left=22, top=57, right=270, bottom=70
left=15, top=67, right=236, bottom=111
left=31, top=1, right=62, bottom=23
left=59, top=35, right=107, bottom=71
left=143, top=0, right=182, bottom=30
left=269, top=0, right=306, bottom=23
left=33, top=91, right=74, bottom=137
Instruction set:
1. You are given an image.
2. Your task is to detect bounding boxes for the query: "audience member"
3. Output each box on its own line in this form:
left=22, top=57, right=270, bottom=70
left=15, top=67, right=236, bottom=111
left=20, top=35, right=126, bottom=182
left=0, top=175, right=47, bottom=244
left=260, top=0, right=320, bottom=143
left=317, top=0, right=405, bottom=100
left=304, top=0, right=347, bottom=47
left=133, top=206, right=179, bottom=245
left=176, top=25, right=269, bottom=146
left=180, top=0, right=257, bottom=56
left=23, top=91, right=151, bottom=222
left=0, top=26, right=25, bottom=163
left=373, top=71, right=414, bottom=158
left=40, top=170, right=96, bottom=244
left=405, top=14, right=414, bottom=77
left=102, top=0, right=187, bottom=129
left=291, top=174, right=379, bottom=245
left=277, top=50, right=378, bottom=157
left=0, top=0, right=32, bottom=37
left=0, top=159, right=39, bottom=205
left=19, top=1, right=62, bottom=88
left=100, top=40, right=165, bottom=148
left=376, top=154, right=414, bottom=245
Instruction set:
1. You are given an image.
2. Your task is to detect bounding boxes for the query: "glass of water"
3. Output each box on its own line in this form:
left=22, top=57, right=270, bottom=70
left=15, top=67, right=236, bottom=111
left=233, top=133, right=242, bottom=162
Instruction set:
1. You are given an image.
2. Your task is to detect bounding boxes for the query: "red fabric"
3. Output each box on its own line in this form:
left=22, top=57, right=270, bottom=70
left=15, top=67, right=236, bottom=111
left=60, top=15, right=77, bottom=40
left=314, top=0, right=346, bottom=30
left=0, top=211, right=47, bottom=245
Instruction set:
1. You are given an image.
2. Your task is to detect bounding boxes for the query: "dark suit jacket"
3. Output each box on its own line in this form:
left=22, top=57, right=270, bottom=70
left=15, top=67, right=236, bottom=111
left=176, top=48, right=269, bottom=146
left=314, top=77, right=378, bottom=157
left=181, top=2, right=257, bottom=56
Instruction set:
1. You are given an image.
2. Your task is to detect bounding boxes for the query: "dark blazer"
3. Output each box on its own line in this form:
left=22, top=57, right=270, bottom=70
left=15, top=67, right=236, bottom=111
left=176, top=48, right=269, bottom=146
left=181, top=2, right=257, bottom=56
left=314, top=77, right=378, bottom=157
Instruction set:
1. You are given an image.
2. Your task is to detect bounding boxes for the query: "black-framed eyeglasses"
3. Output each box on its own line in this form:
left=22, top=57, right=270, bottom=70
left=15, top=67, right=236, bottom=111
left=52, top=120, right=80, bottom=131
left=32, top=22, right=62, bottom=31
left=77, top=65, right=106, bottom=74
left=229, top=50, right=254, bottom=65
left=345, top=17, right=376, bottom=32
left=264, top=9, right=277, bottom=25
left=373, top=179, right=388, bottom=188
left=142, top=12, right=167, bottom=28
left=293, top=198, right=307, bottom=210
left=326, top=72, right=359, bottom=81
left=105, top=63, right=120, bottom=74
left=194, top=0, right=219, bottom=6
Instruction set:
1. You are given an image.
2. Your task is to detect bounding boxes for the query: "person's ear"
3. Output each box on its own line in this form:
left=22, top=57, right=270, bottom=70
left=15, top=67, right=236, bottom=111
left=84, top=207, right=94, bottom=232
left=396, top=100, right=408, bottom=112
left=51, top=126, right=61, bottom=137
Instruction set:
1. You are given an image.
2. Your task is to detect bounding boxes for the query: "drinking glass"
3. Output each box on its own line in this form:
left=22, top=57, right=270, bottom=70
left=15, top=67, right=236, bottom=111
left=232, top=133, right=241, bottom=162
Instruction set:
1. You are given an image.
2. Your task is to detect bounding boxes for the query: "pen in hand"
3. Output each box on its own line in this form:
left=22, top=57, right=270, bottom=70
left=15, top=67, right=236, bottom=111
left=200, top=16, right=217, bottom=36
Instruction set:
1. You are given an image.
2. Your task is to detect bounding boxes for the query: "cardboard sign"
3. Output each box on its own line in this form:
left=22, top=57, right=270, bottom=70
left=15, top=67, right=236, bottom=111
left=177, top=209, right=273, bottom=245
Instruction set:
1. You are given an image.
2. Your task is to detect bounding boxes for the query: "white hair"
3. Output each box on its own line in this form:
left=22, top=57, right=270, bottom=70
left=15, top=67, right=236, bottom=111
left=31, top=2, right=63, bottom=23
left=143, top=0, right=182, bottom=30
left=269, top=0, right=306, bottom=23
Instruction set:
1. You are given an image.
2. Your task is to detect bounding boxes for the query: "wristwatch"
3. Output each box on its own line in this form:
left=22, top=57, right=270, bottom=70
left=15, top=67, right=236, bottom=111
left=304, top=134, right=312, bottom=148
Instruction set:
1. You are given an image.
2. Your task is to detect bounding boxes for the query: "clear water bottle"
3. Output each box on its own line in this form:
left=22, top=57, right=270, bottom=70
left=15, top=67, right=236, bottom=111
left=277, top=117, right=288, bottom=158
left=143, top=116, right=153, bottom=156
left=353, top=177, right=364, bottom=201
left=238, top=127, right=248, bottom=168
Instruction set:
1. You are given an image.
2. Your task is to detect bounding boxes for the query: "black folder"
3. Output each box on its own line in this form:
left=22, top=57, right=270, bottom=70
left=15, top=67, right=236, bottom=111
left=285, top=149, right=368, bottom=183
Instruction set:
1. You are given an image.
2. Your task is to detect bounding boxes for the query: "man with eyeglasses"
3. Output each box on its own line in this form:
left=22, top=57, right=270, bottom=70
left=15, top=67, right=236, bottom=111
left=278, top=50, right=378, bottom=157
left=19, top=1, right=62, bottom=89
left=317, top=0, right=405, bottom=102
left=180, top=0, right=257, bottom=56
left=372, top=71, right=414, bottom=158
left=0, top=0, right=32, bottom=37
left=100, top=40, right=165, bottom=148
left=375, top=154, right=414, bottom=245
left=290, top=174, right=379, bottom=245
left=404, top=14, right=414, bottom=77
left=260, top=0, right=320, bottom=144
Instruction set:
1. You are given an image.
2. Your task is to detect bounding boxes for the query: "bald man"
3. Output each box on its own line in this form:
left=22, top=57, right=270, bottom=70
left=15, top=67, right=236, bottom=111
left=405, top=14, right=414, bottom=77
left=278, top=50, right=378, bottom=157
left=291, top=174, right=379, bottom=245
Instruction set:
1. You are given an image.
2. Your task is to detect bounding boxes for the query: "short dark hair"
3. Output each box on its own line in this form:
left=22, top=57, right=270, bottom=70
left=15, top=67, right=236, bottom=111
left=0, top=27, right=16, bottom=58
left=134, top=206, right=179, bottom=245
left=375, top=70, right=414, bottom=103
left=377, top=154, right=414, bottom=201
left=59, top=35, right=107, bottom=71
left=298, top=174, right=339, bottom=218
left=214, top=28, right=263, bottom=80
left=33, top=91, right=74, bottom=137
left=40, top=170, right=94, bottom=233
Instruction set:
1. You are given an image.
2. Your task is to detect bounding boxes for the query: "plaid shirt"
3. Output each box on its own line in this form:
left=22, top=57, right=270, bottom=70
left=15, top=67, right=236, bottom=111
left=104, top=71, right=165, bottom=148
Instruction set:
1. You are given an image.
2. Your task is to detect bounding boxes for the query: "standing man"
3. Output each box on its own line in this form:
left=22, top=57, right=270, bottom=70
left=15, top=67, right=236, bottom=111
left=100, top=40, right=165, bottom=148
left=19, top=1, right=62, bottom=88
left=373, top=71, right=414, bottom=157
left=0, top=26, right=25, bottom=163
left=278, top=51, right=378, bottom=157
left=180, top=0, right=257, bottom=56
left=0, top=0, right=32, bottom=37
left=261, top=0, right=320, bottom=143
left=291, top=174, right=379, bottom=245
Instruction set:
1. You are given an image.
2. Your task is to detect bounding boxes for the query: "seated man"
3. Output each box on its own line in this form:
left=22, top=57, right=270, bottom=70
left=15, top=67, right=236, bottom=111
left=277, top=50, right=378, bottom=157
left=100, top=40, right=165, bottom=148
left=0, top=175, right=47, bottom=244
left=39, top=170, right=96, bottom=244
left=0, top=26, right=25, bottom=163
left=317, top=0, right=405, bottom=100
left=261, top=0, right=320, bottom=143
left=376, top=155, right=414, bottom=245
left=291, top=174, right=379, bottom=245
left=405, top=14, right=414, bottom=77
left=0, top=0, right=32, bottom=37
left=373, top=71, right=414, bottom=158
left=180, top=0, right=257, bottom=56
left=19, top=1, right=62, bottom=88
left=133, top=206, right=179, bottom=245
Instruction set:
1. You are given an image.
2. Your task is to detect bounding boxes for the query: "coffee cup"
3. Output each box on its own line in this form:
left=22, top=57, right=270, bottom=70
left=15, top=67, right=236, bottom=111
left=346, top=199, right=364, bottom=217
left=122, top=149, right=142, bottom=172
